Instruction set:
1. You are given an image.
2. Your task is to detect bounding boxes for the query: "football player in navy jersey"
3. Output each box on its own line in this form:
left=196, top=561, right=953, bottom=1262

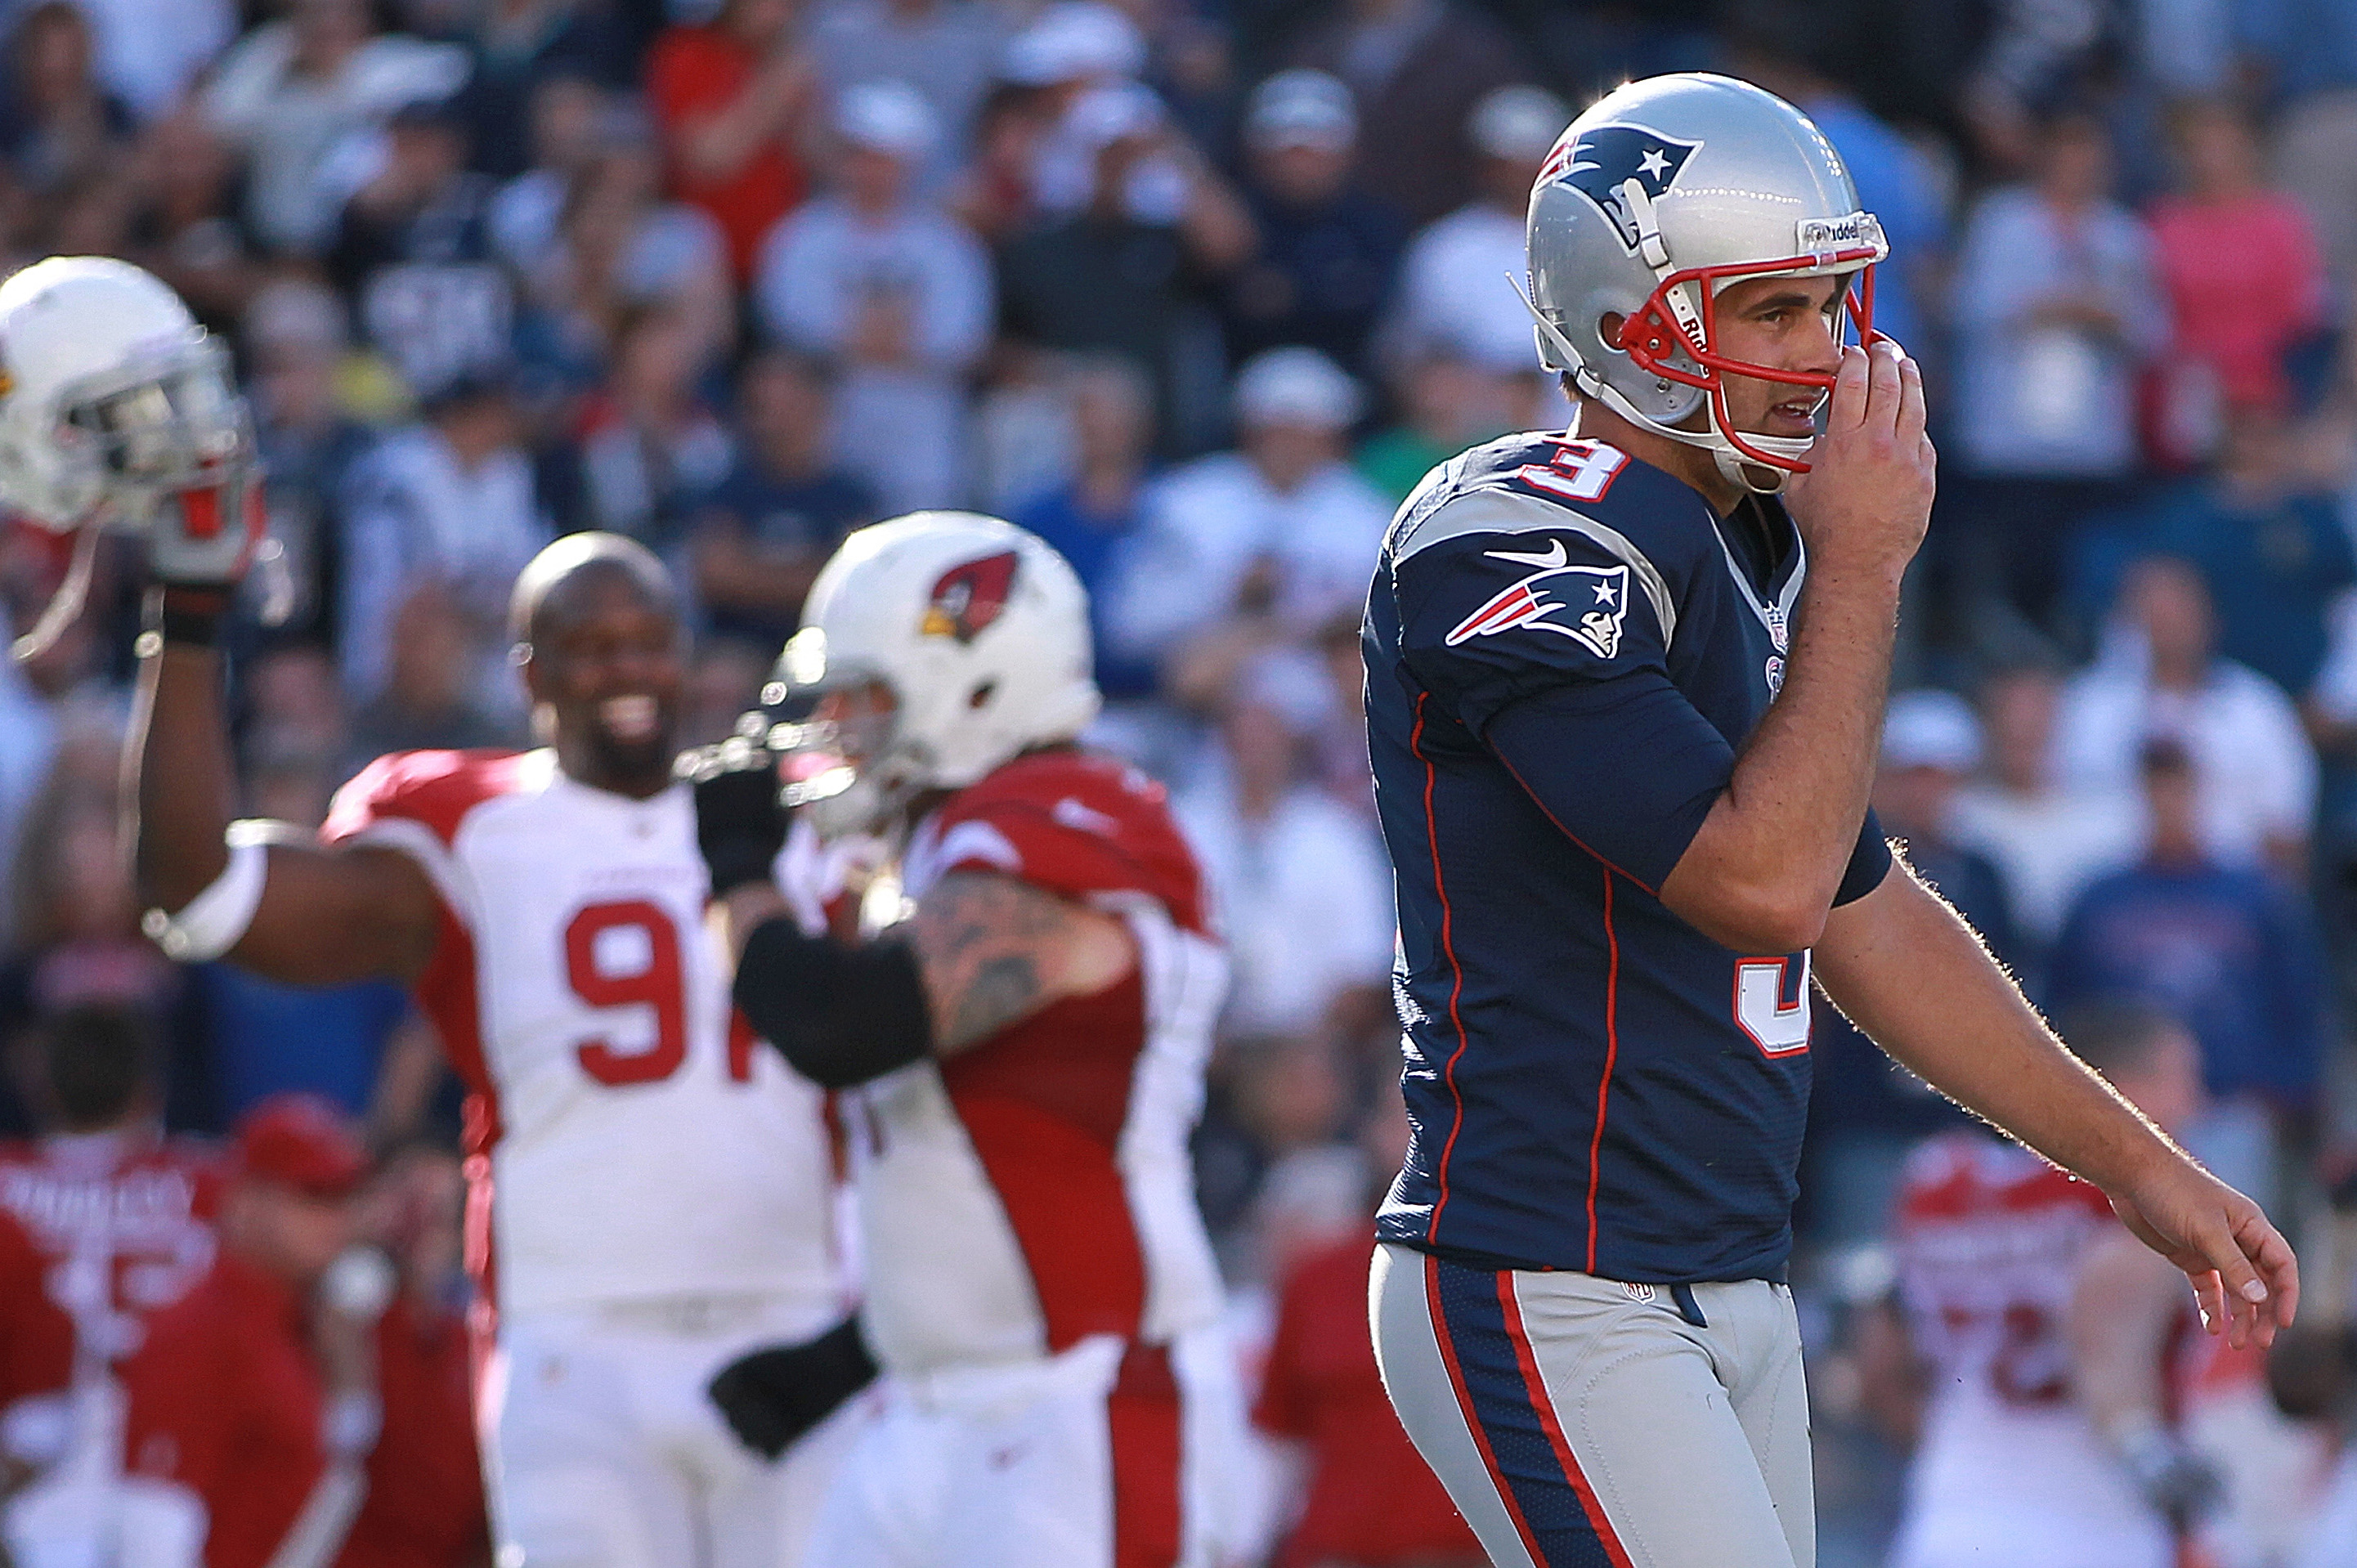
left=1361, top=74, right=2298, bottom=1568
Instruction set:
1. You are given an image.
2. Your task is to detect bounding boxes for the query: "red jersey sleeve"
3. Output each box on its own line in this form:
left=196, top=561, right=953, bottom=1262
left=321, top=749, right=527, bottom=852
left=926, top=753, right=1210, bottom=933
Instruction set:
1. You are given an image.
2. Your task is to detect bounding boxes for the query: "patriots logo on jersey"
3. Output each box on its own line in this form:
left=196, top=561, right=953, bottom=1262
left=1445, top=541, right=1632, bottom=660
left=1537, top=123, right=1701, bottom=253
left=921, top=550, right=1019, bottom=644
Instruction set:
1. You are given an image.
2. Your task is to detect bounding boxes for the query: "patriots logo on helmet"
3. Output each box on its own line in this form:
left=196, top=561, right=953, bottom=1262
left=1538, top=123, right=1701, bottom=253
left=921, top=550, right=1019, bottom=643
left=1445, top=542, right=1631, bottom=661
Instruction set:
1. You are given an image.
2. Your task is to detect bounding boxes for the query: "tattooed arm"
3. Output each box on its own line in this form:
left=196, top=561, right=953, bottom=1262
left=715, top=870, right=1136, bottom=1063
left=907, top=871, right=1137, bottom=1053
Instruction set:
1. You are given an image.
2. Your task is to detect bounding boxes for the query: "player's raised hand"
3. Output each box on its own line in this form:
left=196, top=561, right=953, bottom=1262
left=679, top=728, right=791, bottom=900
left=147, top=471, right=267, bottom=589
left=1782, top=338, right=1935, bottom=583
left=2106, top=1158, right=2300, bottom=1350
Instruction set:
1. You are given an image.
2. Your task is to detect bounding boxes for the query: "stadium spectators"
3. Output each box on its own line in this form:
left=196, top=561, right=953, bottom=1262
left=2055, top=555, right=2317, bottom=873
left=1221, top=68, right=1404, bottom=379
left=1174, top=660, right=1394, bottom=1040
left=119, top=1095, right=486, bottom=1568
left=755, top=79, right=991, bottom=513
left=1281, top=0, right=1530, bottom=229
left=2146, top=404, right=2355, bottom=697
left=1383, top=83, right=1570, bottom=378
left=1947, top=109, right=2164, bottom=645
left=1010, top=353, right=1161, bottom=700
left=0, top=0, right=2349, bottom=1558
left=335, top=374, right=549, bottom=721
left=689, top=347, right=880, bottom=649
left=2147, top=98, right=2329, bottom=423
left=200, top=0, right=469, bottom=256
left=647, top=0, right=814, bottom=281
left=1104, top=345, right=1388, bottom=707
left=2049, top=738, right=2328, bottom=1199
left=1951, top=664, right=2144, bottom=966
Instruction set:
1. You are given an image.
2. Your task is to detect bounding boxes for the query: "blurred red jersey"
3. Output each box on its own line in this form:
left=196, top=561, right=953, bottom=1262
left=0, top=1129, right=221, bottom=1373
left=1255, top=1230, right=1484, bottom=1568
left=1888, top=1132, right=2189, bottom=1568
left=121, top=1252, right=487, bottom=1568
left=0, top=1205, right=73, bottom=1413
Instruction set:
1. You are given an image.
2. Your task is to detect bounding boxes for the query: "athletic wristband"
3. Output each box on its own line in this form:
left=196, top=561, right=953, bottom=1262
left=141, top=585, right=232, bottom=650
left=141, top=820, right=276, bottom=962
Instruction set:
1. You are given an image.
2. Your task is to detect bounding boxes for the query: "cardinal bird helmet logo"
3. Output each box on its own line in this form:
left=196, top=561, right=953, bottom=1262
left=921, top=550, right=1020, bottom=644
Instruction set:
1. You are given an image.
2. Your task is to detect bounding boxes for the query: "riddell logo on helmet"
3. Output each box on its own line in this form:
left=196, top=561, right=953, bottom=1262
left=1538, top=123, right=1701, bottom=253
left=921, top=551, right=1020, bottom=643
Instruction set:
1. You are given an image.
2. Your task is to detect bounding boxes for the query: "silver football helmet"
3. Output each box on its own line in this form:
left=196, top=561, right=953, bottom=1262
left=1523, top=73, right=1887, bottom=491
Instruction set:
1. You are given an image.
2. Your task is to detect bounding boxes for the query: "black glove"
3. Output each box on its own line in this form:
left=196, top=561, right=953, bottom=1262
left=707, top=1316, right=877, bottom=1461
left=679, top=728, right=790, bottom=898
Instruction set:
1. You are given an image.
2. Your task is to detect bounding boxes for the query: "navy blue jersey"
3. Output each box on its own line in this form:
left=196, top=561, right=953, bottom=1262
left=1366, top=432, right=1892, bottom=1284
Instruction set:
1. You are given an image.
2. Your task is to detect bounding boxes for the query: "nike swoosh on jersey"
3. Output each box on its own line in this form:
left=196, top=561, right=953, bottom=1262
left=1484, top=539, right=1568, bottom=569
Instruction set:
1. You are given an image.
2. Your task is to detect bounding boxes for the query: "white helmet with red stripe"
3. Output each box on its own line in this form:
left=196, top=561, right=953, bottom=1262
left=764, top=512, right=1102, bottom=838
left=0, top=255, right=251, bottom=531
left=1522, top=73, right=1887, bottom=492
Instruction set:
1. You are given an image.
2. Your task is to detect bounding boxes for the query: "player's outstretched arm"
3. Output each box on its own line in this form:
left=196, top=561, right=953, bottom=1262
left=128, top=638, right=439, bottom=987
left=720, top=867, right=1134, bottom=1086
left=1813, top=866, right=2298, bottom=1348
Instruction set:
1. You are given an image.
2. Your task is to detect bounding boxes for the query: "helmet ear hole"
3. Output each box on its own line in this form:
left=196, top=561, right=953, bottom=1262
left=966, top=679, right=997, bottom=710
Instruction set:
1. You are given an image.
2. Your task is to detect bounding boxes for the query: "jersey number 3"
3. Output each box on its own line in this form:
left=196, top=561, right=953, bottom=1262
left=1515, top=439, right=1629, bottom=503
left=1734, top=955, right=1811, bottom=1058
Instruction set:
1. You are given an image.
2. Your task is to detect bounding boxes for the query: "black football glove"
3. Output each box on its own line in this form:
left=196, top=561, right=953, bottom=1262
left=679, top=725, right=790, bottom=899
left=707, top=1316, right=877, bottom=1461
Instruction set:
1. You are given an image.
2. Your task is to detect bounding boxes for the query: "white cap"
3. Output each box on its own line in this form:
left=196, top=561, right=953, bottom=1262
left=1244, top=69, right=1356, bottom=152
left=1064, top=81, right=1165, bottom=153
left=1002, top=2, right=1145, bottom=87
left=1882, top=689, right=1983, bottom=773
left=1469, top=83, right=1570, bottom=164
left=1235, top=346, right=1361, bottom=429
left=244, top=277, right=347, bottom=358
left=836, top=80, right=938, bottom=159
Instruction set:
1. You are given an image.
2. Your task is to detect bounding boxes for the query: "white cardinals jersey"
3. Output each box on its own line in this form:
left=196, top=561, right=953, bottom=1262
left=845, top=749, right=1228, bottom=1378
left=324, top=749, right=841, bottom=1325
left=1887, top=1132, right=2176, bottom=1568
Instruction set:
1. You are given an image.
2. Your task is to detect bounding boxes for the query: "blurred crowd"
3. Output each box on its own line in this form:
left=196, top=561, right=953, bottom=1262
left=0, top=0, right=2353, bottom=1562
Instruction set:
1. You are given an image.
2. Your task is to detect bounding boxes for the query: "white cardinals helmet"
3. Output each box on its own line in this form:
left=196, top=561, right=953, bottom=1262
left=0, top=256, right=251, bottom=532
left=762, top=513, right=1102, bottom=838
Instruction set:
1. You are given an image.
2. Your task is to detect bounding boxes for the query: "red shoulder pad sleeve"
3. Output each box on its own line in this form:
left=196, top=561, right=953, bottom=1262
left=322, top=750, right=528, bottom=849
left=930, top=753, right=1209, bottom=933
